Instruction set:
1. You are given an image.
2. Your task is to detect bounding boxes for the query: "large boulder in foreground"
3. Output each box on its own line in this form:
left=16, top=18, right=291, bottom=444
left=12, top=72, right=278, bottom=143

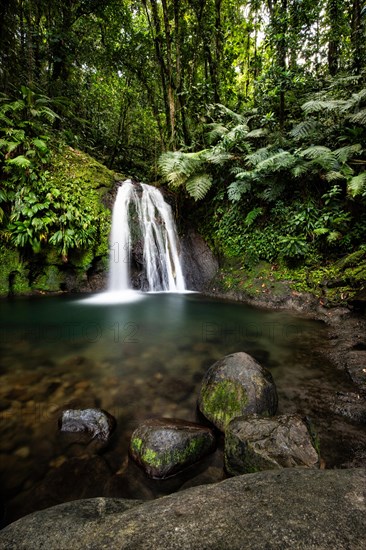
left=129, top=418, right=216, bottom=479
left=225, top=414, right=319, bottom=475
left=198, top=352, right=278, bottom=431
left=0, top=469, right=364, bottom=549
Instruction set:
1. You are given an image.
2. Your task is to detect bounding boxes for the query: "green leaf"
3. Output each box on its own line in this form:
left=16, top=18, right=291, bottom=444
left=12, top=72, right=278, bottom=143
left=6, top=155, right=32, bottom=168
left=348, top=173, right=366, bottom=197
left=185, top=174, right=213, bottom=201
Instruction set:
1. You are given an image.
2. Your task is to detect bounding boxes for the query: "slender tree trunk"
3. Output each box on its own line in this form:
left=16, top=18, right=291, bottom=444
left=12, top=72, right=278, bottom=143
left=327, top=0, right=341, bottom=76
left=351, top=0, right=363, bottom=74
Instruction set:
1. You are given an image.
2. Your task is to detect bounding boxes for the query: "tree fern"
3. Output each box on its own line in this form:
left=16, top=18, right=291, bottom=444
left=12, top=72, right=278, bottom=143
left=185, top=173, right=213, bottom=201
left=255, top=151, right=297, bottom=174
left=333, top=144, right=362, bottom=163
left=348, top=173, right=366, bottom=197
left=206, top=123, right=228, bottom=144
left=289, top=119, right=318, bottom=140
left=301, top=99, right=347, bottom=114
left=349, top=109, right=366, bottom=125
left=246, top=128, right=269, bottom=139
left=299, top=146, right=333, bottom=159
left=246, top=146, right=273, bottom=167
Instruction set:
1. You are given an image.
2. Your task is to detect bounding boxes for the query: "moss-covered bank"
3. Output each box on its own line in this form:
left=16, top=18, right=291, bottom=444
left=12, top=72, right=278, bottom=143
left=207, top=248, right=366, bottom=311
left=0, top=145, right=119, bottom=297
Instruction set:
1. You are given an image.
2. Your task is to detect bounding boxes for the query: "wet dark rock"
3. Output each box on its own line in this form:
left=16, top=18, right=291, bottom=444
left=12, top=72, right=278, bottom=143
left=129, top=418, right=216, bottom=479
left=331, top=392, right=366, bottom=423
left=348, top=289, right=366, bottom=313
left=198, top=352, right=278, bottom=432
left=1, top=469, right=365, bottom=550
left=181, top=229, right=219, bottom=291
left=59, top=408, right=116, bottom=443
left=225, top=414, right=319, bottom=476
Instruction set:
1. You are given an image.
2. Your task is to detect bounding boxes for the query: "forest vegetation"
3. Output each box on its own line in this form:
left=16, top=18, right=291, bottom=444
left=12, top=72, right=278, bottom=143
left=0, top=0, right=365, bottom=300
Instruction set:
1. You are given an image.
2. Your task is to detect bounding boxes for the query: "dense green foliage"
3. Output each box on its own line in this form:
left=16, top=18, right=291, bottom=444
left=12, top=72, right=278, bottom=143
left=0, top=1, right=365, bottom=295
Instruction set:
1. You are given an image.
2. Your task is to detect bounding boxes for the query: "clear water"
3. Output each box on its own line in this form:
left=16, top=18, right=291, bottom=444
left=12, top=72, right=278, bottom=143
left=0, top=293, right=362, bottom=524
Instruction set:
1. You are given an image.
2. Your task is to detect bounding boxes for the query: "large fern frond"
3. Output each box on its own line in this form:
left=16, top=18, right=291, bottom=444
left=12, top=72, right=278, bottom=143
left=301, top=99, right=347, bottom=114
left=206, top=123, right=228, bottom=144
left=333, top=144, right=362, bottom=163
left=185, top=173, right=213, bottom=201
left=227, top=180, right=252, bottom=202
left=246, top=146, right=273, bottom=167
left=213, top=103, right=246, bottom=124
left=158, top=151, right=206, bottom=188
left=348, top=109, right=366, bottom=125
left=299, top=146, right=332, bottom=159
left=246, top=128, right=269, bottom=139
left=256, top=151, right=297, bottom=173
left=289, top=119, right=319, bottom=140
left=348, top=173, right=366, bottom=197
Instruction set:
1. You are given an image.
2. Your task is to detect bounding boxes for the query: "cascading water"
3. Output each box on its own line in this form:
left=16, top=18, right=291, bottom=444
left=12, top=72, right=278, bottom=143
left=108, top=179, right=186, bottom=293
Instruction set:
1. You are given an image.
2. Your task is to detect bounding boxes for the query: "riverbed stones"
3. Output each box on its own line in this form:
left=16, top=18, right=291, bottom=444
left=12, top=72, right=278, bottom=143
left=58, top=408, right=116, bottom=443
left=129, top=418, right=216, bottom=479
left=224, top=413, right=320, bottom=475
left=198, top=352, right=278, bottom=431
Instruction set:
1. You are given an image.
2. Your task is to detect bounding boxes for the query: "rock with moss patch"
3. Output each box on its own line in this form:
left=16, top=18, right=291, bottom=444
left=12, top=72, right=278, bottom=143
left=129, top=418, right=216, bottom=479
left=198, top=352, right=278, bottom=432
left=225, top=414, right=319, bottom=475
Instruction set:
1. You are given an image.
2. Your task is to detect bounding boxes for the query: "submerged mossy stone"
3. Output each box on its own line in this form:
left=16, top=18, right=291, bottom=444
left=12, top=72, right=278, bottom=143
left=198, top=352, right=278, bottom=432
left=225, top=414, right=319, bottom=475
left=129, top=418, right=216, bottom=479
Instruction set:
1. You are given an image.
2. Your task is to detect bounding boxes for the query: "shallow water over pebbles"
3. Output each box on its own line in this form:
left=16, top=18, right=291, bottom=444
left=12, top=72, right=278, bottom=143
left=0, top=293, right=363, bottom=525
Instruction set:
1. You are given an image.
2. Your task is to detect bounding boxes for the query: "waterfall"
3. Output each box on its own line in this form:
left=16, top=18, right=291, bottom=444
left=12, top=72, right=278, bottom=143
left=108, top=180, right=186, bottom=293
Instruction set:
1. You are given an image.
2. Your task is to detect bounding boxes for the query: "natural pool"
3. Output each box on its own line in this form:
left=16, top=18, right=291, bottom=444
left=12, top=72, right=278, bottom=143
left=0, top=292, right=363, bottom=525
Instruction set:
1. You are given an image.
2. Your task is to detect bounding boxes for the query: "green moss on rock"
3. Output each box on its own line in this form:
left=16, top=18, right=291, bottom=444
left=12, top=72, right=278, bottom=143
left=0, top=247, right=30, bottom=296
left=200, top=380, right=248, bottom=431
left=32, top=265, right=65, bottom=292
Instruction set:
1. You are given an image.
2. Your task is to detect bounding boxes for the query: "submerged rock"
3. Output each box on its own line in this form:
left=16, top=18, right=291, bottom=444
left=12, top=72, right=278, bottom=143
left=58, top=408, right=116, bottom=443
left=129, top=418, right=216, bottom=479
left=198, top=352, right=278, bottom=431
left=0, top=469, right=365, bottom=549
left=225, top=414, right=319, bottom=475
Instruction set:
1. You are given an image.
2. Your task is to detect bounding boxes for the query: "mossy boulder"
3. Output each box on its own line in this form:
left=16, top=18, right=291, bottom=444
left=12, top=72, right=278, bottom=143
left=225, top=414, right=319, bottom=475
left=198, top=352, right=278, bottom=432
left=129, top=418, right=216, bottom=479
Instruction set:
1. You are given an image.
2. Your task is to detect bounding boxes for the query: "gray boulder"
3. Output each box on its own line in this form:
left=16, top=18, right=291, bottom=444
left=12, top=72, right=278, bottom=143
left=225, top=414, right=319, bottom=475
left=0, top=469, right=364, bottom=549
left=59, top=408, right=116, bottom=443
left=129, top=418, right=216, bottom=479
left=198, top=352, right=278, bottom=431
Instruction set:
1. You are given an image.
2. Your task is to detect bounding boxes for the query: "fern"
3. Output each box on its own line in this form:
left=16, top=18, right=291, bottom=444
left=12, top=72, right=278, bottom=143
left=227, top=180, right=252, bottom=202
left=325, top=171, right=347, bottom=182
left=333, top=144, right=362, bottom=163
left=246, top=128, right=268, bottom=138
left=289, top=119, right=318, bottom=140
left=206, top=123, right=228, bottom=144
left=299, top=146, right=332, bottom=159
left=185, top=174, right=213, bottom=201
left=256, top=151, right=296, bottom=173
left=348, top=109, right=366, bottom=125
left=302, top=99, right=347, bottom=114
left=348, top=173, right=366, bottom=197
left=246, top=146, right=273, bottom=167
left=244, top=207, right=263, bottom=226
left=212, top=103, right=246, bottom=124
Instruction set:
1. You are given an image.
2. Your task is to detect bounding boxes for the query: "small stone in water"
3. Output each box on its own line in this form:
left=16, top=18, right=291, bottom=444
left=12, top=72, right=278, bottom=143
left=58, top=408, right=116, bottom=442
